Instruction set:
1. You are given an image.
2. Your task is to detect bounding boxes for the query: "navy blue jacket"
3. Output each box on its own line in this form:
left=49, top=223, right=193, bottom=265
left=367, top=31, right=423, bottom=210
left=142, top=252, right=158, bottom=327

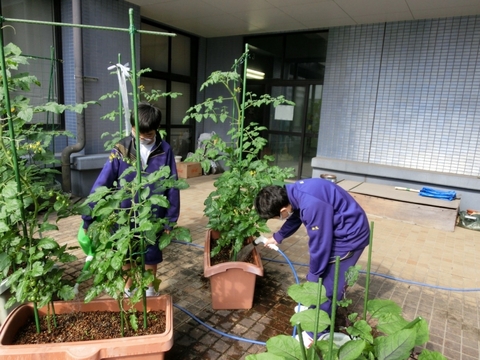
left=82, top=132, right=179, bottom=230
left=273, top=179, right=370, bottom=282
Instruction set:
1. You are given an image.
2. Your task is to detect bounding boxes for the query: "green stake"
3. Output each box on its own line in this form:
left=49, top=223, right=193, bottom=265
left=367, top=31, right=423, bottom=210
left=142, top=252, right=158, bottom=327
left=363, top=221, right=374, bottom=320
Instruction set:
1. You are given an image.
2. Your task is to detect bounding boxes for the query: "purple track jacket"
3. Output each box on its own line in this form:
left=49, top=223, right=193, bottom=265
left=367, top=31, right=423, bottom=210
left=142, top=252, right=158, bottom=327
left=82, top=133, right=180, bottom=230
left=273, top=179, right=370, bottom=282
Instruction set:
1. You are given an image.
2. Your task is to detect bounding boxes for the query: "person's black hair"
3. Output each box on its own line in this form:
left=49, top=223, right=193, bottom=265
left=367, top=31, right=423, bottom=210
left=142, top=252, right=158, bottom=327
left=130, top=101, right=162, bottom=133
left=254, top=185, right=289, bottom=219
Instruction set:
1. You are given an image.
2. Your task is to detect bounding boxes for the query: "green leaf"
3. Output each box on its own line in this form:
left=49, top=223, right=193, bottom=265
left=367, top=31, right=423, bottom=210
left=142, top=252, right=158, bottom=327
left=130, top=313, right=139, bottom=331
left=417, top=349, right=448, bottom=360
left=0, top=253, right=11, bottom=272
left=2, top=181, right=18, bottom=199
left=376, top=313, right=409, bottom=335
left=338, top=339, right=366, bottom=360
left=287, top=282, right=329, bottom=307
left=0, top=221, right=10, bottom=233
left=347, top=319, right=373, bottom=343
left=38, top=222, right=58, bottom=233
left=367, top=299, right=402, bottom=319
left=407, top=317, right=430, bottom=347
left=171, top=227, right=192, bottom=243
left=37, top=238, right=59, bottom=250
left=58, top=284, right=76, bottom=301
left=290, top=309, right=330, bottom=333
left=265, top=334, right=304, bottom=359
left=30, top=261, right=44, bottom=277
left=149, top=194, right=170, bottom=208
left=110, top=255, right=123, bottom=271
left=17, top=107, right=33, bottom=122
left=245, top=353, right=285, bottom=360
left=373, top=329, right=416, bottom=360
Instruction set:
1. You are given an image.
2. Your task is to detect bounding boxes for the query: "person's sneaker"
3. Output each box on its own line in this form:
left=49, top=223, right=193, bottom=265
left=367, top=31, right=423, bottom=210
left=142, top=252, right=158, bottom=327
left=295, top=331, right=315, bottom=348
left=124, top=287, right=136, bottom=298
left=295, top=330, right=330, bottom=348
left=145, top=286, right=159, bottom=297
left=294, top=304, right=309, bottom=313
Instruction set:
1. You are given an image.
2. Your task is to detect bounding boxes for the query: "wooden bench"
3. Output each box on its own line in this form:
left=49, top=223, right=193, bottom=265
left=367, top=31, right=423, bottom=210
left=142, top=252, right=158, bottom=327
left=336, top=180, right=460, bottom=232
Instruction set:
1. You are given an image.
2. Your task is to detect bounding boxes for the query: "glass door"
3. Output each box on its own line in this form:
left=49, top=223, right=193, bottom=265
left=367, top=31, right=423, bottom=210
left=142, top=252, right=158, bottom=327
left=266, top=84, right=322, bottom=178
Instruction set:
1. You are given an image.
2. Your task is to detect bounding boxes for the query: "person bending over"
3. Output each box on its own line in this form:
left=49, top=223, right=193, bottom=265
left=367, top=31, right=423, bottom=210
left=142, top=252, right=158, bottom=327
left=255, top=178, right=370, bottom=344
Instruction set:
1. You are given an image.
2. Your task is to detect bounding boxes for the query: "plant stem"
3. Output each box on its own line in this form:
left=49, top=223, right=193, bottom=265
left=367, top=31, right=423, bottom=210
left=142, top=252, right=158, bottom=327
left=363, top=221, right=374, bottom=320
left=238, top=43, right=249, bottom=160
left=128, top=8, right=148, bottom=330
left=327, top=256, right=341, bottom=360
left=296, top=323, right=308, bottom=360
left=51, top=300, right=57, bottom=328
left=119, top=299, right=125, bottom=337
left=33, top=301, right=41, bottom=333
left=0, top=18, right=28, bottom=239
left=46, top=301, right=52, bottom=333
left=311, top=277, right=323, bottom=358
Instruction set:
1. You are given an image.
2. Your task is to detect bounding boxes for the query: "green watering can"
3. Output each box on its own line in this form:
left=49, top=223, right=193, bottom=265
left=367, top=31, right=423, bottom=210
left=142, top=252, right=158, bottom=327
left=74, top=222, right=95, bottom=294
left=77, top=222, right=94, bottom=258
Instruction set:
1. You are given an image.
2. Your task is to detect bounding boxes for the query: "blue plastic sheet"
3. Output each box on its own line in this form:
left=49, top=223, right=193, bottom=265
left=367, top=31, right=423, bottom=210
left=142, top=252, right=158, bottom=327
left=419, top=187, right=456, bottom=201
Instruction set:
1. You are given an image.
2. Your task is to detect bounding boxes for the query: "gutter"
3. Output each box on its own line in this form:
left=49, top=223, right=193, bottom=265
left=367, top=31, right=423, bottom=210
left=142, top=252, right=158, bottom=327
left=61, top=0, right=85, bottom=192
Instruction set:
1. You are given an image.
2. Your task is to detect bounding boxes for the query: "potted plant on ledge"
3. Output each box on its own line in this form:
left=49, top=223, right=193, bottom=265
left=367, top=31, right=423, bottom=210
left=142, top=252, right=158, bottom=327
left=183, top=47, right=295, bottom=310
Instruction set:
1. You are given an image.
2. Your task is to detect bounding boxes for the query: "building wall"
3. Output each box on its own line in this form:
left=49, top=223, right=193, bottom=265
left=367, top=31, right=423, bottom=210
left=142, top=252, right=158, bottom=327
left=316, top=16, right=480, bottom=210
left=61, top=0, right=139, bottom=155
left=194, top=36, right=243, bottom=145
left=61, top=0, right=139, bottom=196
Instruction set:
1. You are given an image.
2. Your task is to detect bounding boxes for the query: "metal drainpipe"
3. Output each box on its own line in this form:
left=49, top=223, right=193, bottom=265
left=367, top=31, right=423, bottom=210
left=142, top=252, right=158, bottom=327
left=61, top=0, right=85, bottom=193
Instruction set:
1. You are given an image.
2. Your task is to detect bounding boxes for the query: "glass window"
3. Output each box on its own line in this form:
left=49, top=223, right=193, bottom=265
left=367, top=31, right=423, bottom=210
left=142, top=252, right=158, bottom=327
left=306, top=85, right=322, bottom=136
left=267, top=133, right=300, bottom=178
left=170, top=81, right=190, bottom=125
left=2, top=0, right=59, bottom=124
left=141, top=23, right=169, bottom=72
left=170, top=128, right=192, bottom=160
left=269, top=86, right=305, bottom=133
left=247, top=36, right=283, bottom=80
left=171, top=34, right=190, bottom=76
left=139, top=77, right=167, bottom=117
left=285, top=33, right=327, bottom=80
left=247, top=31, right=328, bottom=81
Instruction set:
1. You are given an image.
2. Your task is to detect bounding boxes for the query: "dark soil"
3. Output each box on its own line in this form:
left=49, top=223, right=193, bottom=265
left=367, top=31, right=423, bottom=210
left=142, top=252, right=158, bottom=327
left=12, top=310, right=166, bottom=344
left=210, top=237, right=254, bottom=266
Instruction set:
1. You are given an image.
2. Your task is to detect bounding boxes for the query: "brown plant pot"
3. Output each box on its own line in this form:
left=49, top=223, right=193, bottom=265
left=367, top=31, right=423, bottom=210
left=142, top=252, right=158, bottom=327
left=0, top=295, right=174, bottom=360
left=204, top=229, right=264, bottom=310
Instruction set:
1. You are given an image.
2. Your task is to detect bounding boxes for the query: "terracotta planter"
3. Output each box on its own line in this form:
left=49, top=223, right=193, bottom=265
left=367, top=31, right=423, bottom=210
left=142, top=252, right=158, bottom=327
left=0, top=278, right=21, bottom=325
left=204, top=229, right=264, bottom=310
left=0, top=295, right=173, bottom=360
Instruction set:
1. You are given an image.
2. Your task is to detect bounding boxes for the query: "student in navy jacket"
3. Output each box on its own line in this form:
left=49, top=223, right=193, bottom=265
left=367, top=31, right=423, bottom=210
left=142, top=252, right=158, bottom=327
left=82, top=102, right=179, bottom=297
left=255, top=179, right=370, bottom=340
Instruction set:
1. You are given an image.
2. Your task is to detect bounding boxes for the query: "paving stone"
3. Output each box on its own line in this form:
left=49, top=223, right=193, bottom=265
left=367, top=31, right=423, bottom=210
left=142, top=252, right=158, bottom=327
left=37, top=175, right=480, bottom=359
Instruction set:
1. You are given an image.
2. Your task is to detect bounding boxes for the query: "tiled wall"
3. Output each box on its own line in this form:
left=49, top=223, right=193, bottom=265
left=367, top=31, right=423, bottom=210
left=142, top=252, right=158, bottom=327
left=61, top=0, right=138, bottom=155
left=320, top=16, right=480, bottom=177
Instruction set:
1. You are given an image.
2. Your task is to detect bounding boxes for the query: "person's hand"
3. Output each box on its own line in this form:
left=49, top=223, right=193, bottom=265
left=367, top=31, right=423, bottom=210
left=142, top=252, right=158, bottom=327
left=264, top=237, right=279, bottom=250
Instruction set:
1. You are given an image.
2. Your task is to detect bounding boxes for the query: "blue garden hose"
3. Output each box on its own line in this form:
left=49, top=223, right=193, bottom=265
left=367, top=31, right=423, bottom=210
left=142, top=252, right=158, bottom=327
left=172, top=240, right=480, bottom=292
left=257, top=256, right=480, bottom=292
left=173, top=303, right=267, bottom=346
left=167, top=240, right=480, bottom=345
left=171, top=240, right=301, bottom=344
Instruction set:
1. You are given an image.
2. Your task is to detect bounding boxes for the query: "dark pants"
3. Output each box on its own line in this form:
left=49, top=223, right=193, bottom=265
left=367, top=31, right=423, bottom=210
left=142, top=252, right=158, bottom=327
left=306, top=248, right=365, bottom=338
left=320, top=248, right=365, bottom=316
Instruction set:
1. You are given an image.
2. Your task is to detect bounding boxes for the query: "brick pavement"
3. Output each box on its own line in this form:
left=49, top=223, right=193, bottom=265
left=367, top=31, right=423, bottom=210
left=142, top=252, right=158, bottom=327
left=48, top=175, right=480, bottom=359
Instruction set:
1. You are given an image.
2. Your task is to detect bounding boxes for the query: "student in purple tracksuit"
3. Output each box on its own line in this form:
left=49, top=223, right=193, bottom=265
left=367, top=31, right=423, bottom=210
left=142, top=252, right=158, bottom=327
left=255, top=179, right=370, bottom=338
left=82, top=102, right=180, bottom=297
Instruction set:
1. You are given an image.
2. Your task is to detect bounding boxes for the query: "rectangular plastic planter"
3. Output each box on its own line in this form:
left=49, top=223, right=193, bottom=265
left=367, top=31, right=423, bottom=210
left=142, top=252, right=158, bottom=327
left=0, top=295, right=173, bottom=360
left=0, top=278, right=21, bottom=325
left=204, top=229, right=264, bottom=310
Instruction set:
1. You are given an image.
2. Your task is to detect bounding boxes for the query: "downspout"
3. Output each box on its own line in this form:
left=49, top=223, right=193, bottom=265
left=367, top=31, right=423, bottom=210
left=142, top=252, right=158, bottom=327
left=61, top=0, right=85, bottom=192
